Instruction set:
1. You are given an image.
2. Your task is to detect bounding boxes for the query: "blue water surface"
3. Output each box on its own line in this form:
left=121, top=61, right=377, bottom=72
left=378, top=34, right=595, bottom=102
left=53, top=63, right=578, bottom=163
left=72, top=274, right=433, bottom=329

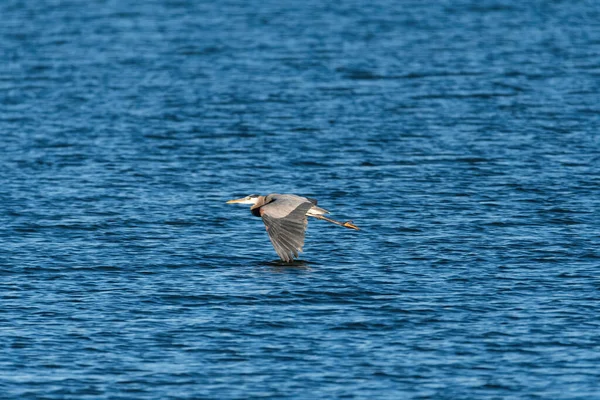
left=1, top=0, right=600, bottom=398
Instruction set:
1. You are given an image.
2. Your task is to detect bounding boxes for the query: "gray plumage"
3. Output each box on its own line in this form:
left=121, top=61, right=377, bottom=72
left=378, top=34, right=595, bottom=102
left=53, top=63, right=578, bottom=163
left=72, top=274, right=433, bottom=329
left=227, top=193, right=359, bottom=262
left=260, top=194, right=314, bottom=262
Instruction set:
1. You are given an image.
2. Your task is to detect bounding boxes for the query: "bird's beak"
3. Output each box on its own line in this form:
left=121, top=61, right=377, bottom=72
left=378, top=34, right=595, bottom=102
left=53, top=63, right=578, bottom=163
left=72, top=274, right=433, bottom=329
left=226, top=197, right=245, bottom=204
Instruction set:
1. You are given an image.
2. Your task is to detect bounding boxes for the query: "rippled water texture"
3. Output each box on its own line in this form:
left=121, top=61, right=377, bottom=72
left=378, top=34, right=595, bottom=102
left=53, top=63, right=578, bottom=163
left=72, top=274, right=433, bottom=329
left=2, top=0, right=600, bottom=398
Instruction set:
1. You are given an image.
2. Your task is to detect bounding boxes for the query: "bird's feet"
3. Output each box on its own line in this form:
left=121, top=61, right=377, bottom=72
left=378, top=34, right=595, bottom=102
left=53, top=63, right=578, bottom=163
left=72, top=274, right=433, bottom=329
left=343, top=221, right=360, bottom=230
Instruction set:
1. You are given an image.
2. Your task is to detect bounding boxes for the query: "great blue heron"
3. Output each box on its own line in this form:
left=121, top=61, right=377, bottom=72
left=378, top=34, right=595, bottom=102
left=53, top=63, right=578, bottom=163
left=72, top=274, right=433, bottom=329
left=226, top=193, right=359, bottom=262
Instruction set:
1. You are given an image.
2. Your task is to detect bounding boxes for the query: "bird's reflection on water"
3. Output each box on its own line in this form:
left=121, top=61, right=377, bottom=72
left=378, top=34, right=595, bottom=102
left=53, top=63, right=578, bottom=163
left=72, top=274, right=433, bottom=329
left=260, top=259, right=314, bottom=272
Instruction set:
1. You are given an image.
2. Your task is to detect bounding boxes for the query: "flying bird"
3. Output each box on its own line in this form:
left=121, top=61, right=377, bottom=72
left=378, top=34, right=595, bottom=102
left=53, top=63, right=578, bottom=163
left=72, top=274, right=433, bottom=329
left=226, top=193, right=359, bottom=262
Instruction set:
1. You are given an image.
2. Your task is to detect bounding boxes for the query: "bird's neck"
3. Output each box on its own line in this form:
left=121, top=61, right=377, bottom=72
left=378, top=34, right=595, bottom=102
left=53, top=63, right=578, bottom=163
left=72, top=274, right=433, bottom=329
left=250, top=195, right=267, bottom=217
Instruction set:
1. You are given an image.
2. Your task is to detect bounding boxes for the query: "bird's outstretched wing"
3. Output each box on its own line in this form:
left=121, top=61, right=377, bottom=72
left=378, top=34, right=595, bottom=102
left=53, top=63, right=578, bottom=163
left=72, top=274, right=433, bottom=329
left=259, top=195, right=313, bottom=262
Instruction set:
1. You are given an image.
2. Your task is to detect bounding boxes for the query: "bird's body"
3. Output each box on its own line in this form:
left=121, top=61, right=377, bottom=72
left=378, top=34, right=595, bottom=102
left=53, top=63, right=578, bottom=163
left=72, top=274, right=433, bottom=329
left=227, top=193, right=359, bottom=262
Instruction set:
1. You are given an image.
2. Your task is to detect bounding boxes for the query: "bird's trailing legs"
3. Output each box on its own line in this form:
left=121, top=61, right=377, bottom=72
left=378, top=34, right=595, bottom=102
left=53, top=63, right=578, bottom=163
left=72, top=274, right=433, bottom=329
left=309, top=214, right=360, bottom=230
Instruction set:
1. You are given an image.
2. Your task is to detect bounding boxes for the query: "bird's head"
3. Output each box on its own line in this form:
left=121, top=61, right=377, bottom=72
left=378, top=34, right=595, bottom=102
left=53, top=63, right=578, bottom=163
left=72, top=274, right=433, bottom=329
left=226, top=194, right=261, bottom=205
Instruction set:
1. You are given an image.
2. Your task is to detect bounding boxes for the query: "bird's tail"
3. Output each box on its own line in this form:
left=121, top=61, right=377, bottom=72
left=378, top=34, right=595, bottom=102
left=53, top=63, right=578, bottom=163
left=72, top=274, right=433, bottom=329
left=309, top=214, right=360, bottom=230
left=307, top=206, right=329, bottom=215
